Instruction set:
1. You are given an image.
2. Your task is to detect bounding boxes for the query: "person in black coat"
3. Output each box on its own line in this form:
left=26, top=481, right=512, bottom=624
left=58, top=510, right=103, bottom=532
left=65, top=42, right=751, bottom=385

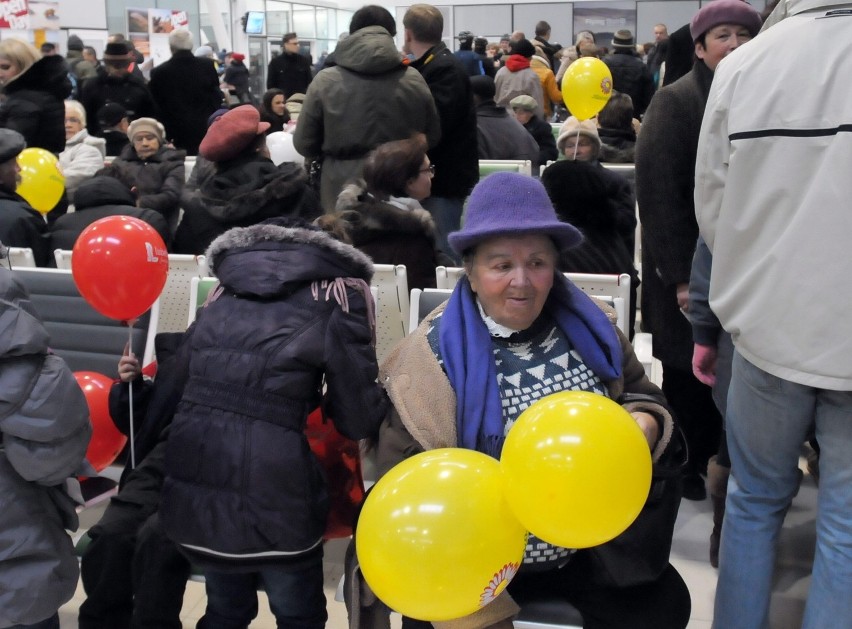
left=173, top=105, right=319, bottom=255
left=403, top=4, right=479, bottom=260
left=96, top=102, right=130, bottom=157
left=266, top=33, right=313, bottom=96
left=49, top=176, right=171, bottom=251
left=0, top=39, right=70, bottom=154
left=510, top=94, right=558, bottom=167
left=541, top=159, right=640, bottom=338
left=222, top=53, right=252, bottom=104
left=148, top=30, right=223, bottom=155
left=81, top=42, right=158, bottom=136
left=0, top=130, right=49, bottom=266
left=602, top=30, right=655, bottom=118
left=259, top=88, right=290, bottom=133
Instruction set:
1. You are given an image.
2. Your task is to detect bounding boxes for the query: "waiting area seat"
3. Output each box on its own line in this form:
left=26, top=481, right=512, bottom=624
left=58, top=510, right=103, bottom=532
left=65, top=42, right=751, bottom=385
left=479, top=159, right=533, bottom=178
left=5, top=246, right=37, bottom=268
left=371, top=264, right=410, bottom=364
left=55, top=249, right=209, bottom=335
left=10, top=267, right=156, bottom=375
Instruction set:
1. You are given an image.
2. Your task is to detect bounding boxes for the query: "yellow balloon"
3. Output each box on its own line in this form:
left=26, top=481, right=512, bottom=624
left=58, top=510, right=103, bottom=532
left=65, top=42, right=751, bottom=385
left=17, top=148, right=65, bottom=214
left=356, top=448, right=527, bottom=622
left=500, top=391, right=652, bottom=549
left=561, top=58, right=614, bottom=121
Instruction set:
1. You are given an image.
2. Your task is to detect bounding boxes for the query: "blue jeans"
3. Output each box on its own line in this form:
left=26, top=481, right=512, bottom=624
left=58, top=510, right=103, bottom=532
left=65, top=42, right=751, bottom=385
left=713, top=351, right=852, bottom=629
left=198, top=560, right=327, bottom=629
left=421, top=196, right=464, bottom=263
left=9, top=613, right=59, bottom=629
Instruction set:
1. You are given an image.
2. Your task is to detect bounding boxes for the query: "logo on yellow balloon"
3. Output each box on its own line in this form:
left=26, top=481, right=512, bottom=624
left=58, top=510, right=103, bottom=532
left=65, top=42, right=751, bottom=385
left=600, top=77, right=613, bottom=95
left=479, top=562, right=520, bottom=607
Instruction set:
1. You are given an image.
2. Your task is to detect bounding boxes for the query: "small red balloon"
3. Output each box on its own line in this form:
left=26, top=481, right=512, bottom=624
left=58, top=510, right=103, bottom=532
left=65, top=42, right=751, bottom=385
left=72, top=216, right=169, bottom=322
left=74, top=371, right=127, bottom=472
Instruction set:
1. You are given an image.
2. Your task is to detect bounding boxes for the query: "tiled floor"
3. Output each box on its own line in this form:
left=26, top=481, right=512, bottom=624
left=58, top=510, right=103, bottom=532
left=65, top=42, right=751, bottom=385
left=59, top=467, right=817, bottom=628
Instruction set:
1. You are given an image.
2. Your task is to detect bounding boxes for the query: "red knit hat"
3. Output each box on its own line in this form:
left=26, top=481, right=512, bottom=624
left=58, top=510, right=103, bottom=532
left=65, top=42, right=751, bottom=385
left=231, top=52, right=245, bottom=62
left=199, top=105, right=270, bottom=162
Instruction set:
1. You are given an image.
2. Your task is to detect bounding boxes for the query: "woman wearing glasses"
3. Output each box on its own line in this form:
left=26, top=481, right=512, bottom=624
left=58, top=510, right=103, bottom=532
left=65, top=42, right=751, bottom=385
left=335, top=136, right=450, bottom=290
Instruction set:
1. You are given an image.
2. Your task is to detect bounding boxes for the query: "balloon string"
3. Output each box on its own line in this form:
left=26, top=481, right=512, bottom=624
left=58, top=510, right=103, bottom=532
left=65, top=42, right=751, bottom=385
left=127, top=324, right=136, bottom=470
left=573, top=127, right=580, bottom=161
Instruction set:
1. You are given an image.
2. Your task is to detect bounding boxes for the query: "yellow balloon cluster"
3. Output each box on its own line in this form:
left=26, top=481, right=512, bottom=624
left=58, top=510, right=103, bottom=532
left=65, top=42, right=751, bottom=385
left=561, top=58, right=614, bottom=121
left=356, top=392, right=652, bottom=621
left=17, top=148, right=65, bottom=214
left=356, top=449, right=527, bottom=621
left=501, top=391, right=652, bottom=548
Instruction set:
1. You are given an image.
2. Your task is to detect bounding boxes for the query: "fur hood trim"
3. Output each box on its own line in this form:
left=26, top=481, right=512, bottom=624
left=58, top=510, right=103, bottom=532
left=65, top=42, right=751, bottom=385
left=336, top=180, right=436, bottom=238
left=206, top=222, right=374, bottom=281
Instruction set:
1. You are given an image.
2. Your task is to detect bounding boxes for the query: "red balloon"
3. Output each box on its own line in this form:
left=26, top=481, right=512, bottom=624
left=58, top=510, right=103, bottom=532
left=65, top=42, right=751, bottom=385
left=74, top=371, right=127, bottom=472
left=72, top=216, right=169, bottom=322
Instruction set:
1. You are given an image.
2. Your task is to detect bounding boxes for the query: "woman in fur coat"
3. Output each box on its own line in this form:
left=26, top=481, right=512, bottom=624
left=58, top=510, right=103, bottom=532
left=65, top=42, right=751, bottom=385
left=335, top=138, right=450, bottom=290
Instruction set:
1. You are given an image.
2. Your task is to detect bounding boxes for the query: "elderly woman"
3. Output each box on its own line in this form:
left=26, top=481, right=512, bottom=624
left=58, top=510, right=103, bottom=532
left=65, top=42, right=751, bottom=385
left=356, top=172, right=690, bottom=629
left=59, top=101, right=106, bottom=204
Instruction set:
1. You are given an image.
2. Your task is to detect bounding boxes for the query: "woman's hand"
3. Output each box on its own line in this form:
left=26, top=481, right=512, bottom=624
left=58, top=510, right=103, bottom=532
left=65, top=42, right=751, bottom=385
left=631, top=411, right=659, bottom=450
left=118, top=342, right=141, bottom=383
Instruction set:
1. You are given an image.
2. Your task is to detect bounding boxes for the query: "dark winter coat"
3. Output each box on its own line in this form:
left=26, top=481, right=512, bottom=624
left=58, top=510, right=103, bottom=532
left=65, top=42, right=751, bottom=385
left=266, top=50, right=313, bottom=95
left=475, top=101, right=540, bottom=165
left=148, top=50, right=223, bottom=155
left=336, top=180, right=442, bottom=290
left=293, top=26, right=441, bottom=210
left=541, top=159, right=640, bottom=337
left=97, top=144, right=186, bottom=227
left=172, top=155, right=320, bottom=255
left=602, top=51, right=655, bottom=117
left=81, top=71, right=158, bottom=136
left=102, top=129, right=130, bottom=157
left=0, top=55, right=71, bottom=154
left=599, top=127, right=637, bottom=163
left=161, top=222, right=389, bottom=570
left=223, top=60, right=251, bottom=103
left=409, top=42, right=479, bottom=200
left=0, top=269, right=91, bottom=627
left=635, top=60, right=713, bottom=369
left=454, top=49, right=485, bottom=77
left=523, top=115, right=558, bottom=166
left=49, top=176, right=171, bottom=251
left=0, top=189, right=49, bottom=266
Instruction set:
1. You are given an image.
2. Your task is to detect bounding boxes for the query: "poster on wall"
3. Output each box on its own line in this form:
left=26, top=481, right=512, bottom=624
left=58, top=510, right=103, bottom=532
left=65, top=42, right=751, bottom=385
left=0, top=0, right=29, bottom=29
left=573, top=1, right=636, bottom=51
left=127, top=7, right=191, bottom=66
left=29, top=0, right=60, bottom=29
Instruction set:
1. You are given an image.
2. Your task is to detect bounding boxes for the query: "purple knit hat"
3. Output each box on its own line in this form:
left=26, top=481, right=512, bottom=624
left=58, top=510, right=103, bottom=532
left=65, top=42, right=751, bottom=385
left=690, top=0, right=762, bottom=41
left=448, top=172, right=583, bottom=255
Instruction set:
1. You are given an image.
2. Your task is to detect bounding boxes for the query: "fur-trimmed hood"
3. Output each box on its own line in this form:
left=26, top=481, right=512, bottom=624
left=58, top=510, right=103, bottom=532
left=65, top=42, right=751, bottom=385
left=336, top=180, right=436, bottom=241
left=207, top=222, right=374, bottom=298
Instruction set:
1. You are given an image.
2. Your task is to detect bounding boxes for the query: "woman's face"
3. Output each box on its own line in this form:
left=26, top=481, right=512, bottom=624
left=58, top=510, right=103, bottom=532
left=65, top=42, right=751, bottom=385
left=467, top=234, right=558, bottom=331
left=404, top=156, right=433, bottom=201
left=561, top=135, right=596, bottom=161
left=0, top=56, right=21, bottom=85
left=132, top=132, right=161, bottom=160
left=271, top=94, right=286, bottom=116
left=65, top=107, right=84, bottom=140
left=695, top=24, right=753, bottom=71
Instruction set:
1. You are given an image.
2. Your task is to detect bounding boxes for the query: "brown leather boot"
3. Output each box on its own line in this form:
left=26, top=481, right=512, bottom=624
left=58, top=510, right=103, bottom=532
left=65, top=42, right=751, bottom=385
left=707, top=455, right=730, bottom=569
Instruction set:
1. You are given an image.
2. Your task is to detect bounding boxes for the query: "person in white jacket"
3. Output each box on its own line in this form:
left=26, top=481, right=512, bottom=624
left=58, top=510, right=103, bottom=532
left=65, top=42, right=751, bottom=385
left=59, top=100, right=106, bottom=204
left=694, top=1, right=852, bottom=627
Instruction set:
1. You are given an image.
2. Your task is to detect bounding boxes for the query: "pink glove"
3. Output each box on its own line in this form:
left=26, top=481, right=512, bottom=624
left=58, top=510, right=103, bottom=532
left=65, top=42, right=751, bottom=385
left=692, top=343, right=718, bottom=387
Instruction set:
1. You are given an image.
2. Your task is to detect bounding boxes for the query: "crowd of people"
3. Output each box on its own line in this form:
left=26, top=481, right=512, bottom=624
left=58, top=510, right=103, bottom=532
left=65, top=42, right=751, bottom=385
left=1, top=0, right=849, bottom=627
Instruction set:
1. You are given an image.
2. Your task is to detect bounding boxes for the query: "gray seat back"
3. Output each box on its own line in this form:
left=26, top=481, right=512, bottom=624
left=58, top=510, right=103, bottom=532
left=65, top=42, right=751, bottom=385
left=12, top=268, right=155, bottom=376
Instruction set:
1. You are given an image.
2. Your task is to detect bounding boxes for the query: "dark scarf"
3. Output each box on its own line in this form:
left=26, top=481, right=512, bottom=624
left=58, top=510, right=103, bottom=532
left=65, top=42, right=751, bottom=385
left=439, top=274, right=622, bottom=458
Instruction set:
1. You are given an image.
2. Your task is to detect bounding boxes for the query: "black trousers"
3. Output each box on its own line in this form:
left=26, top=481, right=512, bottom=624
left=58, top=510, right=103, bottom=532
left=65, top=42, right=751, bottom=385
left=79, top=513, right=190, bottom=629
left=661, top=363, right=722, bottom=478
left=402, top=561, right=691, bottom=629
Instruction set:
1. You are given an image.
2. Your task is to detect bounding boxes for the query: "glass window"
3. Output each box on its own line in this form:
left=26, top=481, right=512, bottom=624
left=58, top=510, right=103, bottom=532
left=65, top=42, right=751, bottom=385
left=316, top=7, right=330, bottom=40
left=292, top=4, right=316, bottom=38
left=266, top=0, right=290, bottom=36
